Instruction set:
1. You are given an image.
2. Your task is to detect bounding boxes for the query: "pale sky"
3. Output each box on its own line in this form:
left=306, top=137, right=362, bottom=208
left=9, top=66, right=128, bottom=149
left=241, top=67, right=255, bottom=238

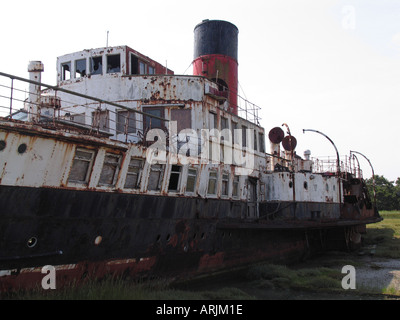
left=1, top=0, right=399, bottom=181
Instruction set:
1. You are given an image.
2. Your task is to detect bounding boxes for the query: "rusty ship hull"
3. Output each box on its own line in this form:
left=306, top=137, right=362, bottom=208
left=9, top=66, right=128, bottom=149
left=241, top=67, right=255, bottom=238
left=0, top=20, right=381, bottom=292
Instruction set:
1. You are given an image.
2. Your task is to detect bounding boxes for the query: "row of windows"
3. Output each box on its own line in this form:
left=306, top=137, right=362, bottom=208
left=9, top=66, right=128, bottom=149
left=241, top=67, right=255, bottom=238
left=68, top=148, right=242, bottom=198
left=75, top=108, right=265, bottom=156
left=61, top=53, right=156, bottom=81
left=210, top=112, right=265, bottom=153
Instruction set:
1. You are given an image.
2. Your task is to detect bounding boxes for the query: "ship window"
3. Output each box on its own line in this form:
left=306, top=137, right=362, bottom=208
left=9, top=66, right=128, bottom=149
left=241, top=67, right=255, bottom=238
left=117, top=110, right=136, bottom=134
left=70, top=113, right=86, bottom=125
left=221, top=117, right=228, bottom=130
left=68, top=148, right=95, bottom=184
left=186, top=168, right=197, bottom=193
left=233, top=175, right=240, bottom=198
left=171, top=109, right=191, bottom=133
left=139, top=61, right=147, bottom=74
left=107, top=54, right=121, bottom=73
left=209, top=112, right=217, bottom=129
left=253, top=130, right=258, bottom=151
left=222, top=172, right=229, bottom=196
left=259, top=132, right=265, bottom=153
left=242, top=125, right=247, bottom=147
left=75, top=59, right=86, bottom=78
left=61, top=62, right=71, bottom=81
left=92, top=110, right=109, bottom=132
left=131, top=54, right=138, bottom=74
left=149, top=66, right=155, bottom=74
left=124, top=158, right=144, bottom=189
left=148, top=164, right=165, bottom=191
left=207, top=170, right=218, bottom=195
left=98, top=153, right=121, bottom=187
left=168, top=165, right=182, bottom=192
left=143, top=107, right=164, bottom=130
left=231, top=121, right=237, bottom=144
left=220, top=117, right=228, bottom=143
left=90, top=56, right=103, bottom=75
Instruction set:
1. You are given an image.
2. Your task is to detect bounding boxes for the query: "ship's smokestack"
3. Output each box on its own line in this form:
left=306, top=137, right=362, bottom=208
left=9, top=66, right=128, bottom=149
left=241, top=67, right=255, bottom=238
left=193, top=20, right=239, bottom=114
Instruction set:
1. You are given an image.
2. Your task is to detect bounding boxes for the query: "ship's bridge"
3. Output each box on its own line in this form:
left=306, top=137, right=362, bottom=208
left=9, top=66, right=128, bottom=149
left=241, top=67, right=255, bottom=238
left=56, top=45, right=174, bottom=84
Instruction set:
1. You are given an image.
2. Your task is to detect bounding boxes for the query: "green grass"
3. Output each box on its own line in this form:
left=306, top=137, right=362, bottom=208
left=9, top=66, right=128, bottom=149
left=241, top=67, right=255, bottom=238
left=5, top=276, right=254, bottom=300
left=365, top=211, right=400, bottom=259
left=245, top=263, right=343, bottom=292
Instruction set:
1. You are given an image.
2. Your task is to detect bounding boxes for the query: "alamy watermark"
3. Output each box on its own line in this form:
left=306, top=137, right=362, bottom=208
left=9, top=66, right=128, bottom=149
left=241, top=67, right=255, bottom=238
left=41, top=265, right=56, bottom=290
left=342, top=5, right=356, bottom=30
left=341, top=265, right=356, bottom=290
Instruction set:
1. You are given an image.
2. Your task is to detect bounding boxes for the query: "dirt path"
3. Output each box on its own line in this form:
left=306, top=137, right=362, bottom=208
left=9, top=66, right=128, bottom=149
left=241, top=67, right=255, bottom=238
left=355, top=256, right=400, bottom=294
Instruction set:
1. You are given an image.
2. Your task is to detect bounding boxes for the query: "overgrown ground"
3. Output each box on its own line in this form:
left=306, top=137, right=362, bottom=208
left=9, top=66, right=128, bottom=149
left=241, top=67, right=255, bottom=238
left=4, top=211, right=400, bottom=300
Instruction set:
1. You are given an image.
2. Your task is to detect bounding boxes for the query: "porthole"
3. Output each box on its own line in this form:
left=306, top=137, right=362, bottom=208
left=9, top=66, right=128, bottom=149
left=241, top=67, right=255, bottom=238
left=289, top=181, right=293, bottom=188
left=166, top=234, right=171, bottom=242
left=27, top=237, right=37, bottom=248
left=0, top=140, right=6, bottom=151
left=94, top=236, right=102, bottom=246
left=304, top=181, right=308, bottom=189
left=18, top=143, right=27, bottom=154
left=156, top=234, right=161, bottom=243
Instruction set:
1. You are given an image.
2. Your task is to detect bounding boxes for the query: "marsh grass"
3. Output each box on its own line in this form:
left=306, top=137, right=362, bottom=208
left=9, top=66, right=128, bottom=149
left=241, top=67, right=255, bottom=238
left=7, top=275, right=253, bottom=300
left=365, top=211, right=400, bottom=259
left=245, top=263, right=343, bottom=292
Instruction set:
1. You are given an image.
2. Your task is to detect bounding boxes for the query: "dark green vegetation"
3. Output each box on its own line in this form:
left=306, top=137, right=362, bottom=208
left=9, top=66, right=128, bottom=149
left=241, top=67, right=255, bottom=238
left=366, top=175, right=400, bottom=211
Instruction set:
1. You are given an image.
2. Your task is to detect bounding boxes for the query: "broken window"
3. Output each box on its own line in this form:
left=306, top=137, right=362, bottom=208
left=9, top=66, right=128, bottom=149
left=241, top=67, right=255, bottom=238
left=186, top=168, right=197, bottom=193
left=131, top=54, right=138, bottom=74
left=221, top=117, right=228, bottom=131
left=107, top=54, right=121, bottom=73
left=117, top=110, right=136, bottom=134
left=61, top=62, right=71, bottom=81
left=90, top=56, right=103, bottom=75
left=207, top=170, right=218, bottom=195
left=242, top=125, right=247, bottom=148
left=98, top=153, right=121, bottom=186
left=148, top=164, right=165, bottom=191
left=231, top=121, right=237, bottom=144
left=70, top=113, right=86, bottom=125
left=253, top=130, right=258, bottom=151
left=168, top=165, right=182, bottom=192
left=144, top=107, right=164, bottom=130
left=92, top=110, right=109, bottom=132
left=233, top=175, right=240, bottom=198
left=124, top=158, right=143, bottom=189
left=171, top=109, right=191, bottom=133
left=68, top=148, right=95, bottom=184
left=259, top=132, right=265, bottom=153
left=209, top=112, right=217, bottom=130
left=222, top=172, right=229, bottom=196
left=75, top=59, right=86, bottom=78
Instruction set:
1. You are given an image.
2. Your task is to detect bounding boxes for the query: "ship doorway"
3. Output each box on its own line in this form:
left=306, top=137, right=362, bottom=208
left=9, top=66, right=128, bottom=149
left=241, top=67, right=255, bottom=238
left=246, top=177, right=258, bottom=219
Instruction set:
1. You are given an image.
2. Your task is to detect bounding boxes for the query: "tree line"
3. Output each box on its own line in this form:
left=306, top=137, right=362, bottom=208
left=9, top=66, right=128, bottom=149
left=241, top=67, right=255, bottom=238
left=365, top=175, right=400, bottom=211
